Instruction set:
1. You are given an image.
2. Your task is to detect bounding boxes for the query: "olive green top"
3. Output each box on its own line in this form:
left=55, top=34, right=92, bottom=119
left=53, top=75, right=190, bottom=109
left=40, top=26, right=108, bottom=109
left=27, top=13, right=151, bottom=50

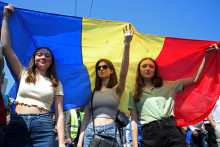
left=128, top=80, right=183, bottom=125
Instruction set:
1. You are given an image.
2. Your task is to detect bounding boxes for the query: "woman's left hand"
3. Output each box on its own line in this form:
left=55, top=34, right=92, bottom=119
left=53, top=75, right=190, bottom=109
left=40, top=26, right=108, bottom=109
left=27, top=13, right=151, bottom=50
left=123, top=24, right=134, bottom=45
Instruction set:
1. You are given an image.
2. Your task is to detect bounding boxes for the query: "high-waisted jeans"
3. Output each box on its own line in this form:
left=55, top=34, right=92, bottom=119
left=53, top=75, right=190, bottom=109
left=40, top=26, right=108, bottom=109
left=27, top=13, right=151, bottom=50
left=83, top=122, right=121, bottom=147
left=3, top=113, right=55, bottom=147
left=141, top=116, right=187, bottom=147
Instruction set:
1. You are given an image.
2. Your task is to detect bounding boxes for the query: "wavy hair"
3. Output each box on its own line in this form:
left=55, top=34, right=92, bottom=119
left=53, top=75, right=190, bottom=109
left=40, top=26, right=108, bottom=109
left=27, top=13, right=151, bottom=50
left=134, top=57, right=163, bottom=102
left=94, top=59, right=118, bottom=91
left=25, top=47, right=59, bottom=87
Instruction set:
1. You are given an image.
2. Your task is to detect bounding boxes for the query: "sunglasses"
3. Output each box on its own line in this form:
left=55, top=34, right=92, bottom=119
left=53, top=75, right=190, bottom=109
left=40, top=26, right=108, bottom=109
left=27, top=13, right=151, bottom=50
left=96, top=65, right=110, bottom=70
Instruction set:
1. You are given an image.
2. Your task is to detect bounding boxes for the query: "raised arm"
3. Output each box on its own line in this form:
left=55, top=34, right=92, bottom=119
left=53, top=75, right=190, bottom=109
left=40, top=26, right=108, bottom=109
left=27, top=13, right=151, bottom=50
left=1, top=4, right=23, bottom=77
left=183, top=44, right=220, bottom=87
left=77, top=103, right=91, bottom=147
left=115, top=24, right=134, bottom=99
left=54, top=95, right=65, bottom=147
left=0, top=48, right=4, bottom=73
left=130, top=110, right=138, bottom=147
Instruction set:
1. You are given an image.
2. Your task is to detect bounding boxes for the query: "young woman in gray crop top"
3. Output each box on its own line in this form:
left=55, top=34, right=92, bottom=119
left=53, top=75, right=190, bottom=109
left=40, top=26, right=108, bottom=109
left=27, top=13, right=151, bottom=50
left=77, top=25, right=134, bottom=147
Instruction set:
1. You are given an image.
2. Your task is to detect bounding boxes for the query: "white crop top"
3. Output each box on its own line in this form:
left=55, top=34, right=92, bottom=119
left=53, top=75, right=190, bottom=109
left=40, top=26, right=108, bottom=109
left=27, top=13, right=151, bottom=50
left=14, top=67, right=64, bottom=111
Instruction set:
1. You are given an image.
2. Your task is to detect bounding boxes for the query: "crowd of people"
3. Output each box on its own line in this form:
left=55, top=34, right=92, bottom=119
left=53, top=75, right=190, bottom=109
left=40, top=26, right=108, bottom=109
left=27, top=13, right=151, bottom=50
left=0, top=4, right=220, bottom=147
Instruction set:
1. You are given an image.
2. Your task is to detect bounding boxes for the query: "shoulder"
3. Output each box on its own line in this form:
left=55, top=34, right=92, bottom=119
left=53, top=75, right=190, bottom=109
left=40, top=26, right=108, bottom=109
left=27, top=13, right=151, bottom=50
left=58, top=81, right=63, bottom=87
left=162, top=80, right=184, bottom=92
left=17, top=66, right=27, bottom=80
left=129, top=89, right=135, bottom=95
left=54, top=81, right=64, bottom=96
left=163, top=80, right=183, bottom=86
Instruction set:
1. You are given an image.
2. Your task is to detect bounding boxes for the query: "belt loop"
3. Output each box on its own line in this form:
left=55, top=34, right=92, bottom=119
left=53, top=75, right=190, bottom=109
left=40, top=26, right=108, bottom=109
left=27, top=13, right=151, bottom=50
left=162, top=117, right=166, bottom=125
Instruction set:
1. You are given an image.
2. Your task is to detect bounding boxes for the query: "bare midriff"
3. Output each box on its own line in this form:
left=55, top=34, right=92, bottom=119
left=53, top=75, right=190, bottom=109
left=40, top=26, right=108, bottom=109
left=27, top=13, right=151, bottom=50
left=89, top=117, right=115, bottom=126
left=15, top=103, right=50, bottom=114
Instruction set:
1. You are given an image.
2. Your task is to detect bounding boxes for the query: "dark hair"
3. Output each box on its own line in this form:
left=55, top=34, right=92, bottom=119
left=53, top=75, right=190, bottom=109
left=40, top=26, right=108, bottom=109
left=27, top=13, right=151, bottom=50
left=134, top=57, right=163, bottom=102
left=25, top=47, right=59, bottom=87
left=94, top=59, right=118, bottom=91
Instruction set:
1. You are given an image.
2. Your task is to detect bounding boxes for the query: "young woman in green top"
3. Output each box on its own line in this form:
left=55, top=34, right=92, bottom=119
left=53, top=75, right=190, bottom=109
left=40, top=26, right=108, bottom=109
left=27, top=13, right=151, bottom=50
left=129, top=44, right=219, bottom=147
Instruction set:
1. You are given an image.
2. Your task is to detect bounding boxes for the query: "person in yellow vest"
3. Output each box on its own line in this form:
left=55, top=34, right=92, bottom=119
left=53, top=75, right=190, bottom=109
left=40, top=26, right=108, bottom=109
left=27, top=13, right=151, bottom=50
left=65, top=108, right=83, bottom=147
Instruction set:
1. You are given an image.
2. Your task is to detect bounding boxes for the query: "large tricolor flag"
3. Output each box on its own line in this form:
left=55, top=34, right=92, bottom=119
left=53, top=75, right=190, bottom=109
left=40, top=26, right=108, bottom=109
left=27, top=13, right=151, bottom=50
left=0, top=2, right=219, bottom=126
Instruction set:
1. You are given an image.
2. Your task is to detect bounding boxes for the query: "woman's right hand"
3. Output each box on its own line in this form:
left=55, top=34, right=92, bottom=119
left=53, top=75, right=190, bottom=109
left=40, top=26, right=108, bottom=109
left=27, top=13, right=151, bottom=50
left=3, top=4, right=14, bottom=19
left=123, top=24, right=134, bottom=46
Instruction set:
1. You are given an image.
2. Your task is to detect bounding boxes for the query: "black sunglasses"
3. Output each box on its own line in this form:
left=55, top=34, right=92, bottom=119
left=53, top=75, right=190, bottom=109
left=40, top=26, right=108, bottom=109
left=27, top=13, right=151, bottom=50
left=96, top=65, right=110, bottom=70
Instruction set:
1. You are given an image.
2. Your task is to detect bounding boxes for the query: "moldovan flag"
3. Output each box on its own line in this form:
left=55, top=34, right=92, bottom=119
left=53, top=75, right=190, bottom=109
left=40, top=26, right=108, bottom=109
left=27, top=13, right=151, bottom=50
left=0, top=2, right=219, bottom=126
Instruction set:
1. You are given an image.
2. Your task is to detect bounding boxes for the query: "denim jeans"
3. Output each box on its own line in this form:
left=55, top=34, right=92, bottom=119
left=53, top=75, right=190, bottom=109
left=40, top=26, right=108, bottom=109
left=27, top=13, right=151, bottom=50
left=3, top=113, right=55, bottom=147
left=84, top=122, right=121, bottom=147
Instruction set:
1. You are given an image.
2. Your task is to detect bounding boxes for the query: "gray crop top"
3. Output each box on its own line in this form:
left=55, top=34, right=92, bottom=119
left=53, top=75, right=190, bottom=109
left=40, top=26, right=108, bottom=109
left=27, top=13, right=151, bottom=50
left=90, top=88, right=119, bottom=119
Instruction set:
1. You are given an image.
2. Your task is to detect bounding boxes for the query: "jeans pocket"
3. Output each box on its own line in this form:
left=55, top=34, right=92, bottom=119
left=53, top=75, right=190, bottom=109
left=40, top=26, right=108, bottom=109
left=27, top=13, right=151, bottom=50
left=105, top=126, right=116, bottom=138
left=38, top=116, right=53, bottom=125
left=143, top=125, right=154, bottom=133
left=85, top=127, right=93, bottom=137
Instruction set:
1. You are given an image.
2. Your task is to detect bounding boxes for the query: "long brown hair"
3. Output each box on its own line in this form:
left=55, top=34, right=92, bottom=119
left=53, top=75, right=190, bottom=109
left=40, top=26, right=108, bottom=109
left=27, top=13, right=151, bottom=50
left=25, top=47, right=59, bottom=87
left=94, top=59, right=118, bottom=91
left=134, top=57, right=163, bottom=102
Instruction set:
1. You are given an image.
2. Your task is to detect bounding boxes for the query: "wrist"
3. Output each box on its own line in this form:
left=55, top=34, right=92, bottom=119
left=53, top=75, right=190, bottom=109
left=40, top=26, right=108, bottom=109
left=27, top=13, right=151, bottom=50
left=213, top=124, right=216, bottom=128
left=3, top=17, right=9, bottom=21
left=124, top=42, right=130, bottom=46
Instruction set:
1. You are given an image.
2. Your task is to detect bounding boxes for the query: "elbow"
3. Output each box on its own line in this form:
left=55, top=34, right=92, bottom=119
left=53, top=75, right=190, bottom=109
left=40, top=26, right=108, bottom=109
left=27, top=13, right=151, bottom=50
left=1, top=45, right=7, bottom=51
left=1, top=45, right=11, bottom=53
left=193, top=80, right=197, bottom=84
left=193, top=77, right=200, bottom=84
left=57, top=113, right=64, bottom=122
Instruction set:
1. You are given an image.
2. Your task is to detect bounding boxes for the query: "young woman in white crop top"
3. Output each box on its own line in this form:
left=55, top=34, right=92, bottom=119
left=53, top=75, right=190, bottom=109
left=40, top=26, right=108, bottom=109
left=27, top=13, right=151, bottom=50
left=1, top=4, right=65, bottom=147
left=77, top=25, right=134, bottom=147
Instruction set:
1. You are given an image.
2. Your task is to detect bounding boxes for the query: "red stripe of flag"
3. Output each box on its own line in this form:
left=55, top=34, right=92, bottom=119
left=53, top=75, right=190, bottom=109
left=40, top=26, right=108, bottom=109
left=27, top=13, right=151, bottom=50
left=156, top=37, right=220, bottom=126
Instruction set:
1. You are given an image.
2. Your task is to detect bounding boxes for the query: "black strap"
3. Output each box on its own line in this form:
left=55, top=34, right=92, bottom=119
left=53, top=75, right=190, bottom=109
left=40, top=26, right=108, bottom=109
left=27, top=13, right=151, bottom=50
left=90, top=89, right=117, bottom=138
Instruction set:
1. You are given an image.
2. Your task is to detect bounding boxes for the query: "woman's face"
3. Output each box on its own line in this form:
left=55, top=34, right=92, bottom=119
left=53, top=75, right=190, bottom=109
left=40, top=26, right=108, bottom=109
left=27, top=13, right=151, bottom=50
left=140, top=59, right=155, bottom=80
left=96, top=61, right=113, bottom=79
left=34, top=48, right=52, bottom=70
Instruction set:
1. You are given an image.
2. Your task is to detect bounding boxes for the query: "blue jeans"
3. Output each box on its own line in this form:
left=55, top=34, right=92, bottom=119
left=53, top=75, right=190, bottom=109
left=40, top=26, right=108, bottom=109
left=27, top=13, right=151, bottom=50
left=3, top=113, right=55, bottom=147
left=84, top=122, right=121, bottom=147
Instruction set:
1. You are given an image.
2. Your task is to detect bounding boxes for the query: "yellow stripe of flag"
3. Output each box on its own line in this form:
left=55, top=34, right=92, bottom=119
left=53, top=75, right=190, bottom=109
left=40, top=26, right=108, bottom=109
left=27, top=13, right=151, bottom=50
left=82, top=18, right=165, bottom=113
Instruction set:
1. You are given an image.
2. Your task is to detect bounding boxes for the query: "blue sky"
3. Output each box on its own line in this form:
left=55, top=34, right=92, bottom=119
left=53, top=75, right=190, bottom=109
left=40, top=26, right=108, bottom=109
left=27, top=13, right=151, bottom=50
left=1, top=0, right=220, bottom=94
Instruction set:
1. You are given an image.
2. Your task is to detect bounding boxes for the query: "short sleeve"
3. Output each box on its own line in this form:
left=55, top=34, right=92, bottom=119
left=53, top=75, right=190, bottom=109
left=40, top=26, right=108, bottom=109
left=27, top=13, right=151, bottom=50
left=55, top=81, right=64, bottom=96
left=174, top=79, right=184, bottom=93
left=166, top=79, right=184, bottom=93
left=128, top=90, right=138, bottom=112
left=17, top=66, right=27, bottom=80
